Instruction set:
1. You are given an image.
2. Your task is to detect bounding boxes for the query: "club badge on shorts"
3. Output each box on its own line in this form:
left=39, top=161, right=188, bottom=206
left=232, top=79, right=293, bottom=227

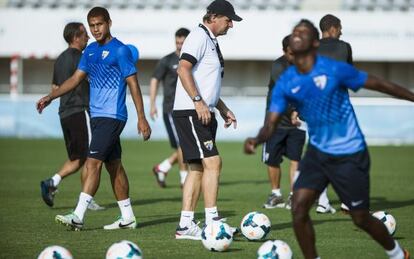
left=204, top=140, right=214, bottom=151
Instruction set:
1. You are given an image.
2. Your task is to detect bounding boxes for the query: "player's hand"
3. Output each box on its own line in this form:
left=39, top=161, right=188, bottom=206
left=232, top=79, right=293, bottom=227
left=150, top=105, right=158, bottom=121
left=220, top=110, right=237, bottom=129
left=138, top=117, right=151, bottom=141
left=291, top=111, right=302, bottom=127
left=195, top=100, right=211, bottom=125
left=36, top=95, right=52, bottom=114
left=244, top=137, right=257, bottom=154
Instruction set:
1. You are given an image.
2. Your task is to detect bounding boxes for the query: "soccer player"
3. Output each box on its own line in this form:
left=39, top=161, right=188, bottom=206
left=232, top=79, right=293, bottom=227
left=315, top=13, right=354, bottom=214
left=244, top=19, right=412, bottom=259
left=39, top=22, right=104, bottom=211
left=150, top=28, right=190, bottom=188
left=172, top=0, right=241, bottom=240
left=262, top=35, right=306, bottom=210
left=36, top=6, right=151, bottom=231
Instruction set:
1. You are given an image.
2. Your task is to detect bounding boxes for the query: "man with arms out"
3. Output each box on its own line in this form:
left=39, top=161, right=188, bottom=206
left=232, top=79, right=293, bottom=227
left=150, top=28, right=190, bottom=188
left=37, top=6, right=151, bottom=231
left=244, top=19, right=412, bottom=258
left=262, top=35, right=306, bottom=210
left=40, top=22, right=104, bottom=211
left=173, top=0, right=241, bottom=240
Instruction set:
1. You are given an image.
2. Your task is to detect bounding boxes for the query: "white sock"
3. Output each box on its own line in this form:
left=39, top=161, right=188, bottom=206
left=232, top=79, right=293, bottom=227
left=318, top=188, right=330, bottom=207
left=271, top=189, right=282, bottom=196
left=179, top=211, right=194, bottom=228
left=386, top=240, right=404, bottom=259
left=179, top=170, right=188, bottom=184
left=73, top=192, right=92, bottom=221
left=158, top=159, right=172, bottom=173
left=205, top=207, right=218, bottom=225
left=51, top=174, right=62, bottom=187
left=117, top=198, right=135, bottom=220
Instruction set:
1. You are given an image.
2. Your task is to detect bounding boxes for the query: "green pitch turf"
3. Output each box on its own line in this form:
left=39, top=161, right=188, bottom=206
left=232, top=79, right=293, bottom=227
left=0, top=139, right=413, bottom=258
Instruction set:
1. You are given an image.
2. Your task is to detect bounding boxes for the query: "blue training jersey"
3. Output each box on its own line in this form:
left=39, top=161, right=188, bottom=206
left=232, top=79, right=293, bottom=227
left=269, top=55, right=368, bottom=155
left=78, top=38, right=136, bottom=121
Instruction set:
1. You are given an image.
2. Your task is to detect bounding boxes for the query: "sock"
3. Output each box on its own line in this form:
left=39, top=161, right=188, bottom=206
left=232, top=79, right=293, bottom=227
left=117, top=198, right=135, bottom=221
left=179, top=211, right=194, bottom=228
left=179, top=170, right=188, bottom=184
left=158, top=159, right=172, bottom=173
left=205, top=207, right=219, bottom=225
left=386, top=240, right=404, bottom=259
left=271, top=189, right=282, bottom=196
left=51, top=174, right=62, bottom=187
left=318, top=188, right=330, bottom=207
left=73, top=192, right=92, bottom=221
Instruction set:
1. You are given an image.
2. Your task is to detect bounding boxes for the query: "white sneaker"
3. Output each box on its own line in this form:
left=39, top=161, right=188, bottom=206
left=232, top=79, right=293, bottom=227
left=55, top=212, right=83, bottom=231
left=316, top=204, right=336, bottom=214
left=212, top=217, right=239, bottom=235
left=175, top=220, right=202, bottom=240
left=87, top=199, right=105, bottom=211
left=103, top=216, right=137, bottom=230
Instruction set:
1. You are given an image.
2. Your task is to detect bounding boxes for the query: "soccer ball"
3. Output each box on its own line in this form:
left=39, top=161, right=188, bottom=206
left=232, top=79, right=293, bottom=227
left=372, top=211, right=397, bottom=236
left=37, top=245, right=73, bottom=259
left=106, top=240, right=143, bottom=259
left=201, top=221, right=233, bottom=252
left=241, top=211, right=271, bottom=240
left=257, top=240, right=293, bottom=259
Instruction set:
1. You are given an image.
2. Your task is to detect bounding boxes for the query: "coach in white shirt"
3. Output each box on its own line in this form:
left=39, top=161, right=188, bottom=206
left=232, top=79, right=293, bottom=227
left=172, top=0, right=242, bottom=240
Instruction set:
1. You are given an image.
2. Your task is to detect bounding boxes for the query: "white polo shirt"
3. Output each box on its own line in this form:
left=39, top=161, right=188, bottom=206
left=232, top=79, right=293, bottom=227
left=173, top=24, right=223, bottom=112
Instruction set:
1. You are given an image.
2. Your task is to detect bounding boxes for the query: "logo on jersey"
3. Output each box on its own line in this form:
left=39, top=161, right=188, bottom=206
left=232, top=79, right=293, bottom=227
left=204, top=140, right=214, bottom=151
left=291, top=86, right=301, bottom=94
left=172, top=64, right=178, bottom=69
left=313, top=75, right=327, bottom=90
left=102, top=50, right=110, bottom=60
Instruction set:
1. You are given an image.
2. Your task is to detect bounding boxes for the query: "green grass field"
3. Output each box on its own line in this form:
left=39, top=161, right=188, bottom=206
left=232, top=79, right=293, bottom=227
left=0, top=139, right=413, bottom=258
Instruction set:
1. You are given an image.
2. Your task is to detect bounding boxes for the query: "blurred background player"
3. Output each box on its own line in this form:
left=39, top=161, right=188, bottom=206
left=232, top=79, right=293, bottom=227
left=316, top=13, right=354, bottom=214
left=262, top=35, right=306, bottom=210
left=150, top=28, right=190, bottom=188
left=37, top=6, right=151, bottom=230
left=40, top=22, right=104, bottom=211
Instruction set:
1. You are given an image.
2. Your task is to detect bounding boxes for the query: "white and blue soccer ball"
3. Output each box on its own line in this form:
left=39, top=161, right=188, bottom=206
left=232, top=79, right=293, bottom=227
left=37, top=245, right=73, bottom=259
left=241, top=211, right=271, bottom=240
left=106, top=240, right=143, bottom=259
left=257, top=240, right=293, bottom=259
left=372, top=211, right=397, bottom=236
left=201, top=221, right=233, bottom=252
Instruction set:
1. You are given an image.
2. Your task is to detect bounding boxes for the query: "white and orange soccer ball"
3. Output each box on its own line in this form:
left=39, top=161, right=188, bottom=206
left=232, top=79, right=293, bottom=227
left=257, top=240, right=293, bottom=259
left=372, top=211, right=397, bottom=236
left=37, top=245, right=73, bottom=259
left=106, top=240, right=143, bottom=259
left=241, top=211, right=271, bottom=240
left=201, top=221, right=233, bottom=252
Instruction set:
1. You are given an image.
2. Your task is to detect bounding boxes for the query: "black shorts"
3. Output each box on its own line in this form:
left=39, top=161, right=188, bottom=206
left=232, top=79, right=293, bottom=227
left=88, top=117, right=126, bottom=162
left=294, top=145, right=371, bottom=210
left=173, top=110, right=218, bottom=163
left=163, top=112, right=180, bottom=149
left=60, top=110, right=90, bottom=161
left=262, top=128, right=306, bottom=166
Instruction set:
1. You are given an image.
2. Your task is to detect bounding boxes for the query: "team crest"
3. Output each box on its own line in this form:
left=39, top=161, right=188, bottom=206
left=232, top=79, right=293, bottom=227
left=204, top=140, right=214, bottom=151
left=313, top=75, right=327, bottom=90
left=102, top=50, right=110, bottom=59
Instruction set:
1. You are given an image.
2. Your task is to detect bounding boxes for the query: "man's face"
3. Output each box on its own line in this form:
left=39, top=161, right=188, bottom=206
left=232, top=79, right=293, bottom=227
left=175, top=36, right=186, bottom=53
left=331, top=24, right=342, bottom=39
left=289, top=24, right=317, bottom=54
left=77, top=25, right=90, bottom=50
left=213, top=15, right=233, bottom=36
left=284, top=46, right=294, bottom=64
left=88, top=16, right=111, bottom=43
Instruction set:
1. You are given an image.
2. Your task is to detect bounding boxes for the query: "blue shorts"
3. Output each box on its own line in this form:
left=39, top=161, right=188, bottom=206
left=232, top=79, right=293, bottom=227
left=262, top=128, right=306, bottom=166
left=294, top=145, right=370, bottom=211
left=163, top=112, right=180, bottom=149
left=88, top=117, right=126, bottom=162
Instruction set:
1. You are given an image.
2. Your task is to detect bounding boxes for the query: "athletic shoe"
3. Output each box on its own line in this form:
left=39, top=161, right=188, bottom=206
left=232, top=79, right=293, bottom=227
left=404, top=249, right=410, bottom=259
left=40, top=178, right=57, bottom=207
left=175, top=220, right=202, bottom=240
left=340, top=203, right=350, bottom=214
left=152, top=165, right=167, bottom=188
left=103, top=216, right=137, bottom=230
left=285, top=193, right=293, bottom=210
left=212, top=217, right=240, bottom=235
left=87, top=199, right=105, bottom=211
left=55, top=212, right=83, bottom=231
left=316, top=204, right=336, bottom=214
left=263, top=193, right=285, bottom=209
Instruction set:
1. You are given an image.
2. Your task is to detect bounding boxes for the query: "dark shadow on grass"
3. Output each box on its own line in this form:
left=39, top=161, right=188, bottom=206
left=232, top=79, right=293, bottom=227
left=271, top=218, right=350, bottom=231
left=220, top=180, right=268, bottom=186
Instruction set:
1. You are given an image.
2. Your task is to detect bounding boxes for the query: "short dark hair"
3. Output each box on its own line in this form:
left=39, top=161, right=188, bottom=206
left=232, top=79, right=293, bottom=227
left=175, top=28, right=190, bottom=38
left=87, top=6, right=110, bottom=22
left=63, top=22, right=84, bottom=44
left=319, top=14, right=341, bottom=32
left=282, top=34, right=290, bottom=51
left=296, top=19, right=320, bottom=42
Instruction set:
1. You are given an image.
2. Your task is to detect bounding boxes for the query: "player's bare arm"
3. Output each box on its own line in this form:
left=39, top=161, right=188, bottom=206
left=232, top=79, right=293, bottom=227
left=216, top=98, right=237, bottom=129
left=244, top=111, right=280, bottom=154
left=177, top=59, right=211, bottom=125
left=126, top=74, right=151, bottom=141
left=36, top=70, right=87, bottom=113
left=364, top=75, right=414, bottom=102
left=149, top=77, right=159, bottom=120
